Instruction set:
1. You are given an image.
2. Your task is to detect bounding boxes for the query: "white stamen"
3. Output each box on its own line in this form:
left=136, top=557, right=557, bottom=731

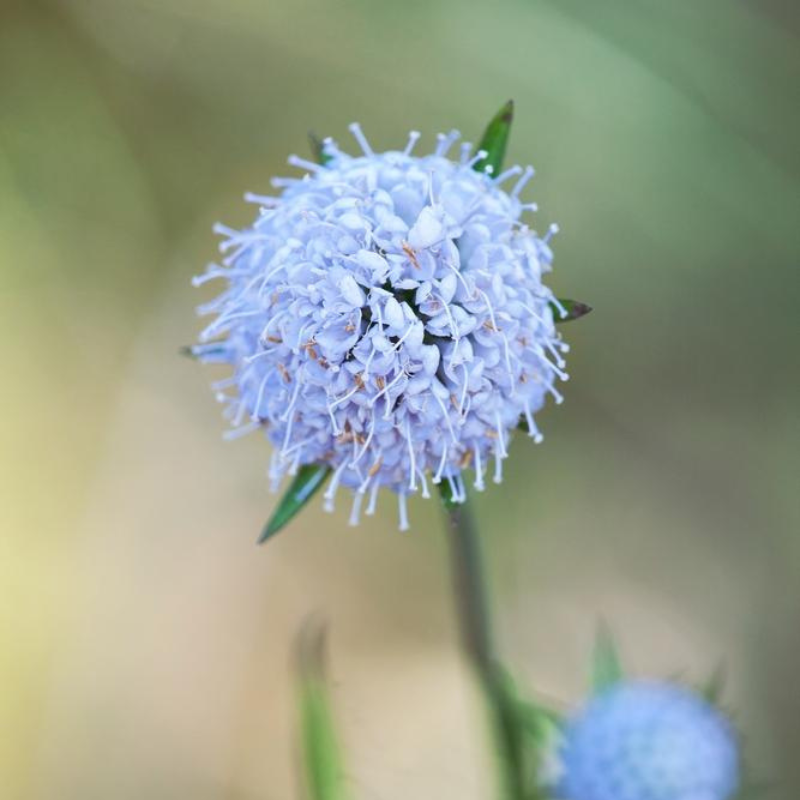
left=438, top=295, right=459, bottom=340
left=328, top=382, right=361, bottom=412
left=366, top=482, right=380, bottom=516
left=200, top=310, right=261, bottom=341
left=511, top=165, right=535, bottom=198
left=455, top=473, right=466, bottom=502
left=259, top=310, right=288, bottom=342
left=458, top=363, right=469, bottom=417
left=550, top=295, right=568, bottom=319
left=434, top=446, right=449, bottom=484
left=494, top=165, right=523, bottom=185
left=495, top=411, right=508, bottom=458
left=524, top=400, right=544, bottom=443
left=478, top=289, right=499, bottom=333
left=406, top=418, right=417, bottom=492
left=501, top=332, right=514, bottom=378
left=348, top=491, right=364, bottom=526
left=545, top=341, right=567, bottom=369
left=323, top=461, right=348, bottom=512
left=232, top=398, right=248, bottom=428
left=446, top=473, right=459, bottom=502
left=249, top=373, right=271, bottom=421
left=280, top=408, right=296, bottom=454
left=541, top=351, right=569, bottom=382
left=433, top=393, right=458, bottom=444
left=281, top=435, right=316, bottom=458
left=544, top=222, right=560, bottom=243
left=279, top=379, right=302, bottom=422
left=267, top=450, right=282, bottom=490
left=466, top=149, right=488, bottom=170
left=243, top=192, right=281, bottom=206
left=212, top=222, right=239, bottom=238
left=348, top=123, right=374, bottom=156
left=435, top=129, right=460, bottom=157
left=243, top=350, right=274, bottom=366
left=351, top=408, right=377, bottom=467
left=287, top=154, right=323, bottom=173
left=390, top=320, right=418, bottom=352
left=403, top=130, right=421, bottom=156
left=371, top=367, right=406, bottom=410
left=327, top=402, right=340, bottom=436
left=361, top=344, right=377, bottom=380
left=493, top=448, right=504, bottom=484
left=474, top=446, right=485, bottom=491
left=192, top=267, right=237, bottom=287
left=223, top=420, right=259, bottom=441
left=398, top=492, right=409, bottom=532
left=417, top=469, right=430, bottom=499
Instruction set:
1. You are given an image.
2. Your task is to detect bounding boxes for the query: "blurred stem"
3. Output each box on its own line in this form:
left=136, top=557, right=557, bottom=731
left=444, top=501, right=526, bottom=800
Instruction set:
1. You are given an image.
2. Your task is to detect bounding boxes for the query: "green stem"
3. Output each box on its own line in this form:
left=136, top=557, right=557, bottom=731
left=445, top=501, right=495, bottom=674
left=444, top=501, right=527, bottom=800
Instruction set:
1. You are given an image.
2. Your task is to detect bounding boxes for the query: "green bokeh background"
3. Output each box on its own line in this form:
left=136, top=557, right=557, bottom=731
left=2, top=0, right=798, bottom=798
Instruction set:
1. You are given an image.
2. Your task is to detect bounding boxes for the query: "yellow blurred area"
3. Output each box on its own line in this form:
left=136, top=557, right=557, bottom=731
left=1, top=0, right=798, bottom=798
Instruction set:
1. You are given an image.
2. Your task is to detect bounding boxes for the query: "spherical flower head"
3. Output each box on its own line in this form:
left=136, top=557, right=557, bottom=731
left=194, top=124, right=569, bottom=528
left=556, top=681, right=740, bottom=800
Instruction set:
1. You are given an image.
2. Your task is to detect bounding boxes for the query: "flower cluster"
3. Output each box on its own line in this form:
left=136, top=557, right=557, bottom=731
left=194, top=124, right=568, bottom=528
left=556, top=681, right=740, bottom=800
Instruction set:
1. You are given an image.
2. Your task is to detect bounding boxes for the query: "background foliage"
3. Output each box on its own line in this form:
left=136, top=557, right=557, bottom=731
left=2, top=0, right=798, bottom=798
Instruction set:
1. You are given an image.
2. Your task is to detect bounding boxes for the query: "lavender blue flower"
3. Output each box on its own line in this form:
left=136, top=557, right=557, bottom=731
left=556, top=681, right=740, bottom=800
left=193, top=124, right=569, bottom=528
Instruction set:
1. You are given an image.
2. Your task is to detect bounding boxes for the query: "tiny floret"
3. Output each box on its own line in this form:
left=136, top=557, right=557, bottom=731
left=193, top=124, right=570, bottom=527
left=556, top=681, right=740, bottom=800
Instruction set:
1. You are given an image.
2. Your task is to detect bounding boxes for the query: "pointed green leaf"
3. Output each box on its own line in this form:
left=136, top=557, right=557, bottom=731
left=702, top=662, right=726, bottom=706
left=592, top=623, right=624, bottom=694
left=309, top=131, right=333, bottom=166
left=473, top=100, right=514, bottom=176
left=295, top=621, right=351, bottom=800
left=550, top=298, right=593, bottom=323
left=260, top=464, right=331, bottom=543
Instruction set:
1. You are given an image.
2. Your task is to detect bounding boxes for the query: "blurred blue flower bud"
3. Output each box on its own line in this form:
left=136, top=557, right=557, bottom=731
left=557, top=681, right=740, bottom=800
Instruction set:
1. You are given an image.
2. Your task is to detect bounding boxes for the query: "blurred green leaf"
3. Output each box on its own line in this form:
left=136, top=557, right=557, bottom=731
left=473, top=100, right=514, bottom=176
left=490, top=668, right=563, bottom=800
left=259, top=465, right=331, bottom=543
left=550, top=299, right=592, bottom=323
left=309, top=131, right=333, bottom=166
left=591, top=623, right=624, bottom=695
left=701, top=662, right=726, bottom=706
left=295, top=621, right=351, bottom=800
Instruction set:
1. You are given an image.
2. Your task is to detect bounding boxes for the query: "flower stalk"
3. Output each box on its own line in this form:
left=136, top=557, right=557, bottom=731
left=444, top=502, right=531, bottom=800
